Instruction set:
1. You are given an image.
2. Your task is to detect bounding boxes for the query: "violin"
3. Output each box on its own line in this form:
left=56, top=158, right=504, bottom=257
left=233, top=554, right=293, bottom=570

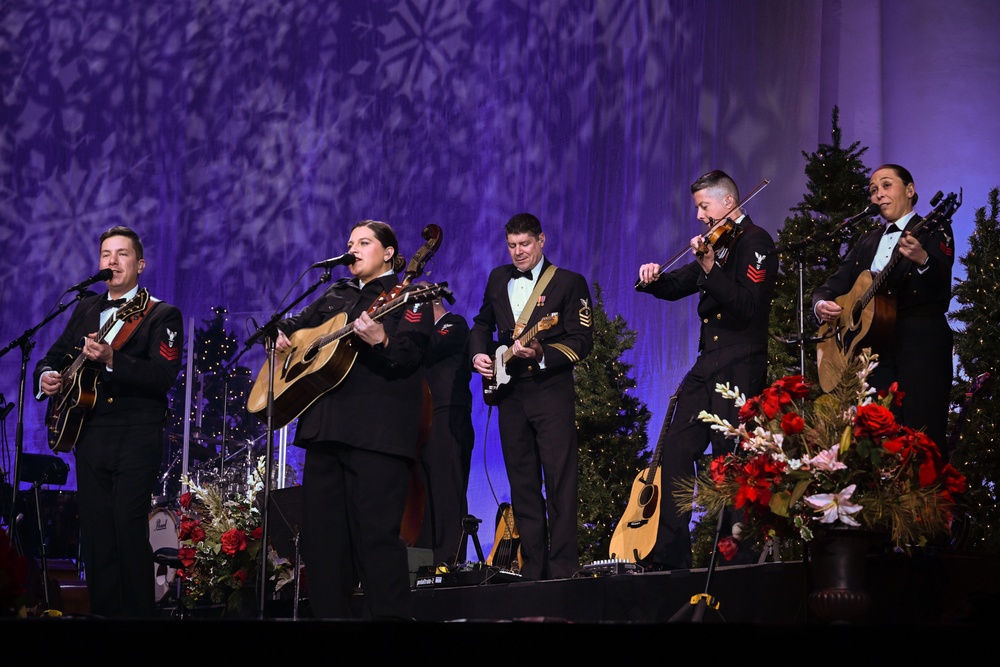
left=695, top=216, right=744, bottom=260
left=635, top=179, right=769, bottom=290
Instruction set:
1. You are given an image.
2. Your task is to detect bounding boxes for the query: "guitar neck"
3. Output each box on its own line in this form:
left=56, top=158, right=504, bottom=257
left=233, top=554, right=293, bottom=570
left=501, top=320, right=546, bottom=365
left=313, top=290, right=418, bottom=350
left=646, top=392, right=680, bottom=474
left=62, top=306, right=125, bottom=380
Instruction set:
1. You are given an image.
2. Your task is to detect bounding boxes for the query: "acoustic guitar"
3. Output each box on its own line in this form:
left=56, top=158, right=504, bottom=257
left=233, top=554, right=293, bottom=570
left=486, top=502, right=523, bottom=572
left=608, top=387, right=680, bottom=563
left=45, top=289, right=151, bottom=453
left=816, top=190, right=961, bottom=392
left=246, top=281, right=452, bottom=428
left=481, top=314, right=558, bottom=406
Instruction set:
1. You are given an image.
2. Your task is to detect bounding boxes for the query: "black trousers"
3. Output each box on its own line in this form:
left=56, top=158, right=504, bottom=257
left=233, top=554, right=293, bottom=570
left=497, top=370, right=579, bottom=580
left=74, top=419, right=163, bottom=617
left=416, top=405, right=474, bottom=564
left=652, top=343, right=768, bottom=569
left=301, top=442, right=413, bottom=620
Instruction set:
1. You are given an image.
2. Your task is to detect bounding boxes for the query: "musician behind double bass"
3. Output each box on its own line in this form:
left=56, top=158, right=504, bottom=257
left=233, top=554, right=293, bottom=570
left=635, top=169, right=777, bottom=571
left=812, top=163, right=955, bottom=451
left=272, top=220, right=432, bottom=621
left=34, top=226, right=183, bottom=618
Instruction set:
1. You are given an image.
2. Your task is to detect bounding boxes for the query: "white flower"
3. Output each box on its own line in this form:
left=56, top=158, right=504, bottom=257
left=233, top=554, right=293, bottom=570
left=806, top=444, right=848, bottom=472
left=804, top=484, right=862, bottom=526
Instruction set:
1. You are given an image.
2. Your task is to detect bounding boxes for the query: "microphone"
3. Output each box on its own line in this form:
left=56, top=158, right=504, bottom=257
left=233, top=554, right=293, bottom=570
left=309, top=252, right=356, bottom=269
left=837, top=203, right=881, bottom=231
left=0, top=402, right=13, bottom=420
left=68, top=268, right=113, bottom=292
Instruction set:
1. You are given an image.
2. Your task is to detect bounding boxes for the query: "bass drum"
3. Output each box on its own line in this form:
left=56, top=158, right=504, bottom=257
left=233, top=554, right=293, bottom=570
left=148, top=508, right=179, bottom=602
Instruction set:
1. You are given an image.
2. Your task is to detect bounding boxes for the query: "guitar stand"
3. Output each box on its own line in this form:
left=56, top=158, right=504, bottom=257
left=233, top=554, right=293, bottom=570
left=668, top=506, right=727, bottom=623
left=453, top=514, right=486, bottom=566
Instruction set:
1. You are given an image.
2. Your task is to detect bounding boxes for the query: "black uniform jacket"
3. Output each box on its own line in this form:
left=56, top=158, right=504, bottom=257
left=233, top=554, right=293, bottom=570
left=34, top=290, right=183, bottom=427
left=278, top=275, right=433, bottom=460
left=640, top=218, right=777, bottom=353
left=469, top=258, right=594, bottom=383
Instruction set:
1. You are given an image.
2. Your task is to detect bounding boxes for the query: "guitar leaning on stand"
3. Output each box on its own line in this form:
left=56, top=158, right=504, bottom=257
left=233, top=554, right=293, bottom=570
left=486, top=502, right=523, bottom=574
left=609, top=386, right=680, bottom=563
left=44, top=289, right=154, bottom=453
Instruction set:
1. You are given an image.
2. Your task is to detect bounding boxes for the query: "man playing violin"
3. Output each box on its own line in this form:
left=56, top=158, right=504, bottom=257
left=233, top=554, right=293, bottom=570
left=636, top=169, right=777, bottom=570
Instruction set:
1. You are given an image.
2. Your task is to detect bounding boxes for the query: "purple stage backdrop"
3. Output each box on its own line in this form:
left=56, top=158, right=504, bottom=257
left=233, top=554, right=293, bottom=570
left=2, top=0, right=999, bottom=557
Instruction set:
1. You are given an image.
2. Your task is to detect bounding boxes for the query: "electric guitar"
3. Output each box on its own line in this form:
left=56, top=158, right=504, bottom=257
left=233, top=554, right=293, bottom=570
left=247, top=281, right=452, bottom=428
left=481, top=314, right=559, bottom=406
left=45, top=289, right=151, bottom=453
left=608, top=387, right=680, bottom=563
left=486, top=502, right=523, bottom=573
left=817, top=190, right=961, bottom=392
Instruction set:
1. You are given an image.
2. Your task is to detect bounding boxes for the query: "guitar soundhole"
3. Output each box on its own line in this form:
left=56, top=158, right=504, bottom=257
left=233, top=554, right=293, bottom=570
left=638, top=484, right=654, bottom=507
left=302, top=346, right=316, bottom=363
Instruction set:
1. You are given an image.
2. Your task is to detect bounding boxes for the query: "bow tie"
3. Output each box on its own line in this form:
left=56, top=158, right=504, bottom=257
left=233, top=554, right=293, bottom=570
left=511, top=269, right=532, bottom=280
left=884, top=224, right=904, bottom=235
left=101, top=298, right=126, bottom=311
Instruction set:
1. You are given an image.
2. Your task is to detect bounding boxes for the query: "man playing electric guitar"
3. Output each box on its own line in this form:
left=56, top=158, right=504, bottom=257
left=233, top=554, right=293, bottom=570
left=35, top=226, right=183, bottom=618
left=470, top=213, right=593, bottom=581
left=813, top=164, right=955, bottom=448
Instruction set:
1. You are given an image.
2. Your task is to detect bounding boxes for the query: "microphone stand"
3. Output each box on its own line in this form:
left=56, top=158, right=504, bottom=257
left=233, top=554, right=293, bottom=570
left=767, top=210, right=876, bottom=375
left=0, top=290, right=88, bottom=541
left=228, top=269, right=333, bottom=619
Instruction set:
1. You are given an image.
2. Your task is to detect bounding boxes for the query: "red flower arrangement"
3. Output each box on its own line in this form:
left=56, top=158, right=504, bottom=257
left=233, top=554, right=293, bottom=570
left=177, top=458, right=293, bottom=613
left=678, top=349, right=966, bottom=554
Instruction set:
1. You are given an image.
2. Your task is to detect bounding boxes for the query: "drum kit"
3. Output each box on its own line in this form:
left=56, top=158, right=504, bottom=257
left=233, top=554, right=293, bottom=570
left=148, top=430, right=266, bottom=602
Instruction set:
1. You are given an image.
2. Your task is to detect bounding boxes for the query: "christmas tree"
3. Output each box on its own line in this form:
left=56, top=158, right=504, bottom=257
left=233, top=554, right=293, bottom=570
left=767, top=107, right=875, bottom=382
left=948, top=186, right=1000, bottom=553
left=574, top=283, right=652, bottom=565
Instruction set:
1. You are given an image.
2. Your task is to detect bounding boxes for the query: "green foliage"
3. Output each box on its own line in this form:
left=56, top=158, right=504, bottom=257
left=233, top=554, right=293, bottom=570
left=948, top=186, right=1000, bottom=553
left=574, top=283, right=652, bottom=564
left=168, top=306, right=261, bottom=446
left=767, top=107, right=875, bottom=382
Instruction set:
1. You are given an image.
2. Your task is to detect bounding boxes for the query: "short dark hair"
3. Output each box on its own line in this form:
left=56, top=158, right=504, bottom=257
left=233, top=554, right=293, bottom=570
left=874, top=163, right=918, bottom=206
left=690, top=170, right=739, bottom=201
left=352, top=219, right=406, bottom=273
left=504, top=213, right=543, bottom=238
left=100, top=226, right=144, bottom=259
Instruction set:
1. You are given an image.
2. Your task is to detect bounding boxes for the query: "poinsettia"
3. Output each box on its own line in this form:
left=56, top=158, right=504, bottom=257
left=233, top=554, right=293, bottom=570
left=680, top=349, right=966, bottom=556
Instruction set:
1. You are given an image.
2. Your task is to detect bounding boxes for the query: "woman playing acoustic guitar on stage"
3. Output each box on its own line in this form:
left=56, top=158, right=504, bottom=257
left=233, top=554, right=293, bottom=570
left=812, top=164, right=956, bottom=453
left=273, top=220, right=435, bottom=620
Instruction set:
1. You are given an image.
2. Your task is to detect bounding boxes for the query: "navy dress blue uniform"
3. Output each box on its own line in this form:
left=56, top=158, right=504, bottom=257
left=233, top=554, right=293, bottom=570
left=812, top=214, right=955, bottom=449
left=469, top=258, right=594, bottom=580
left=278, top=275, right=432, bottom=619
left=639, top=217, right=777, bottom=569
left=34, top=290, right=183, bottom=617
left=416, top=308, right=475, bottom=564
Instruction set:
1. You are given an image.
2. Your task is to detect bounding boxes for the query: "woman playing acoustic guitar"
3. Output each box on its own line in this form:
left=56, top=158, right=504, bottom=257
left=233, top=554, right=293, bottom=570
left=274, top=220, right=434, bottom=620
left=812, top=164, right=956, bottom=452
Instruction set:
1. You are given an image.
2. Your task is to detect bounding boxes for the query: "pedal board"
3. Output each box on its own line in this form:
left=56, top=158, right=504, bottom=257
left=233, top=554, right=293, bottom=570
left=414, top=562, right=522, bottom=588
left=579, top=559, right=640, bottom=576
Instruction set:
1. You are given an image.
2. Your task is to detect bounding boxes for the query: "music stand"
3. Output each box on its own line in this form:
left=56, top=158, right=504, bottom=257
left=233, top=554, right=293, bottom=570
left=19, top=454, right=70, bottom=611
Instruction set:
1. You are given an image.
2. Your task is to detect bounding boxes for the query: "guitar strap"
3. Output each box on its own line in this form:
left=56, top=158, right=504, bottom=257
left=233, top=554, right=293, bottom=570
left=514, top=265, right=557, bottom=336
left=109, top=291, right=159, bottom=351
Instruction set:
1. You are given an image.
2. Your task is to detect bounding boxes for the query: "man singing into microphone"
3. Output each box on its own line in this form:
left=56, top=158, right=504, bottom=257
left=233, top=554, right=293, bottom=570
left=35, top=226, right=183, bottom=617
